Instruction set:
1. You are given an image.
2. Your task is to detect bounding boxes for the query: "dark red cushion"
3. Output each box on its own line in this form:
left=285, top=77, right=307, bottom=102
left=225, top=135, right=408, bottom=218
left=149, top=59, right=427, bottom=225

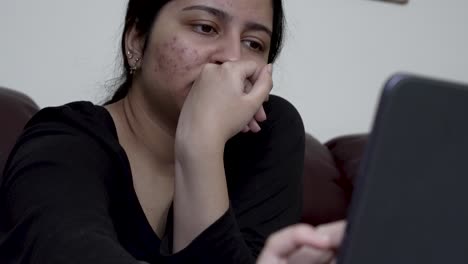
left=301, top=134, right=349, bottom=225
left=0, top=87, right=39, bottom=174
left=325, top=134, right=368, bottom=184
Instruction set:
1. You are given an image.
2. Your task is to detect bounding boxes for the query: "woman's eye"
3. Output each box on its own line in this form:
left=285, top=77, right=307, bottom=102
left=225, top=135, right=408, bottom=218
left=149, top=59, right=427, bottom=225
left=193, top=24, right=217, bottom=35
left=243, top=40, right=264, bottom=52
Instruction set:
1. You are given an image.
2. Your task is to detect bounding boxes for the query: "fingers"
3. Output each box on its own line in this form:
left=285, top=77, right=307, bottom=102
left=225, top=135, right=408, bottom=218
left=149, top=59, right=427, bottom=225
left=258, top=223, right=343, bottom=264
left=224, top=60, right=259, bottom=81
left=242, top=105, right=266, bottom=133
left=223, top=61, right=271, bottom=106
left=315, top=221, right=347, bottom=249
left=248, top=119, right=261, bottom=133
left=244, top=79, right=253, bottom=93
left=263, top=224, right=334, bottom=259
left=249, top=65, right=264, bottom=86
left=247, top=64, right=273, bottom=107
left=242, top=119, right=260, bottom=134
left=244, top=73, right=271, bottom=105
left=220, top=61, right=271, bottom=135
left=254, top=106, right=267, bottom=122
left=288, top=246, right=334, bottom=264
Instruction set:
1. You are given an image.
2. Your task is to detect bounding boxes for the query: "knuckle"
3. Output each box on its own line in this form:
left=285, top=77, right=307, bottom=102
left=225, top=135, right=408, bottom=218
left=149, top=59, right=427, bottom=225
left=202, top=63, right=216, bottom=73
left=292, top=224, right=313, bottom=238
left=265, top=234, right=279, bottom=246
left=246, top=98, right=260, bottom=110
left=221, top=61, right=234, bottom=70
left=292, top=226, right=306, bottom=238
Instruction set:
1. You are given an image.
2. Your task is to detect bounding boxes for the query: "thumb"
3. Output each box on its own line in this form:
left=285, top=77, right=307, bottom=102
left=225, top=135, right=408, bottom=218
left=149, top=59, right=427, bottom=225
left=316, top=220, right=347, bottom=249
left=246, top=64, right=272, bottom=105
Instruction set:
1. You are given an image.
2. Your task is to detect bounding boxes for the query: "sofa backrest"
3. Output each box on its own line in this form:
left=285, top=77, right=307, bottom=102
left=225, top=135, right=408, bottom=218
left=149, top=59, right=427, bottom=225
left=0, top=87, right=39, bottom=175
left=302, top=133, right=368, bottom=225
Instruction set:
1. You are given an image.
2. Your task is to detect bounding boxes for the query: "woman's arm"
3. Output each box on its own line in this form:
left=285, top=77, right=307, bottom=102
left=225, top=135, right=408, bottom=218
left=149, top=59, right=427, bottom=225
left=172, top=61, right=272, bottom=255
left=165, top=64, right=303, bottom=264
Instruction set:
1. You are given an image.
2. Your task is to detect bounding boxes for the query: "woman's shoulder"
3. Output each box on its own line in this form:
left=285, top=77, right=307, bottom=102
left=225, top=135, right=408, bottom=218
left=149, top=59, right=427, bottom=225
left=9, top=101, right=123, bottom=167
left=28, top=101, right=114, bottom=132
left=23, top=101, right=118, bottom=143
left=263, top=94, right=304, bottom=135
left=225, top=95, right=305, bottom=169
left=4, top=101, right=126, bottom=184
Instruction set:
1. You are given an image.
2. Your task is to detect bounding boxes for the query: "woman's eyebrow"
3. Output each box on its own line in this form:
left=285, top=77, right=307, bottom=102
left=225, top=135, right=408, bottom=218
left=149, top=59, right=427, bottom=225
left=245, top=22, right=272, bottom=37
left=181, top=5, right=272, bottom=37
left=182, top=5, right=232, bottom=22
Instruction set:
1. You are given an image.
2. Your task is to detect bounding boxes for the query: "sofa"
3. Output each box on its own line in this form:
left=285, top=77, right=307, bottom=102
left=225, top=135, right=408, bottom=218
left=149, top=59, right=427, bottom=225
left=0, top=86, right=368, bottom=226
left=0, top=87, right=39, bottom=174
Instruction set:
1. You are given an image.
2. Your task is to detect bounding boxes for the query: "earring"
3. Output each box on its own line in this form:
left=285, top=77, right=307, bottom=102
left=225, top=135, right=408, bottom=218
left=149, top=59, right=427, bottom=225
left=127, top=50, right=134, bottom=60
left=129, top=57, right=141, bottom=75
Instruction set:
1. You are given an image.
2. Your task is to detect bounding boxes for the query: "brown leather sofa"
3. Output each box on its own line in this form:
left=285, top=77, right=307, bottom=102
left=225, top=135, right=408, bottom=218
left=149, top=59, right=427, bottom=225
left=0, top=87, right=39, bottom=173
left=302, top=133, right=367, bottom=225
left=0, top=86, right=368, bottom=225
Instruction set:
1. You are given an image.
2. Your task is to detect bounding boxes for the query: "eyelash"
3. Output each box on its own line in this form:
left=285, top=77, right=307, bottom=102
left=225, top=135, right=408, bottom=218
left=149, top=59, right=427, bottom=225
left=192, top=24, right=218, bottom=35
left=242, top=40, right=265, bottom=52
left=192, top=23, right=265, bottom=53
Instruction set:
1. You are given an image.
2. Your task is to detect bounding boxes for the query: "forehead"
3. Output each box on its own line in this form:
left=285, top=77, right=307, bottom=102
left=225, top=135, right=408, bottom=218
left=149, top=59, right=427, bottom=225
left=170, top=0, right=273, bottom=25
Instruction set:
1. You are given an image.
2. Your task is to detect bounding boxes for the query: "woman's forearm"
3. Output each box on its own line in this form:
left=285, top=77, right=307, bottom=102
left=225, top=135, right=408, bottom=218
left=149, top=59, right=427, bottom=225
left=172, top=139, right=230, bottom=253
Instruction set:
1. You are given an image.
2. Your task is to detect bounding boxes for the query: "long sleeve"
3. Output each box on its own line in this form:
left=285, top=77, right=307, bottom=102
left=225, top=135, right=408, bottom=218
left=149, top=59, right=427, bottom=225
left=159, top=95, right=305, bottom=263
left=0, top=110, right=144, bottom=264
left=0, top=96, right=305, bottom=264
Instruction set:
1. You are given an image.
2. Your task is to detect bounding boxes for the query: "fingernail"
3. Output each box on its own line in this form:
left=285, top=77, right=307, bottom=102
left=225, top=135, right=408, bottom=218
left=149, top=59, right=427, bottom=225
left=267, top=64, right=273, bottom=74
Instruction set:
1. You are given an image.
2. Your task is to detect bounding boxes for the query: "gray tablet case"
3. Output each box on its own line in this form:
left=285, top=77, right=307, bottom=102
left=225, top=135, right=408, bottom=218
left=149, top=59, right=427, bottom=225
left=338, top=74, right=468, bottom=264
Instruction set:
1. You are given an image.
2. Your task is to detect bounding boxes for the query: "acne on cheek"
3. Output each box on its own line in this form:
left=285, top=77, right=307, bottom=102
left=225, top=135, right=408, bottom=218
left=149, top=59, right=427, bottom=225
left=153, top=37, right=201, bottom=74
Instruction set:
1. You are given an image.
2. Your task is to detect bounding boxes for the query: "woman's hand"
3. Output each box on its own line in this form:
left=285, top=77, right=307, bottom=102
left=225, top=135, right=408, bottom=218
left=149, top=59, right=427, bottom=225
left=242, top=74, right=269, bottom=133
left=172, top=60, right=272, bottom=251
left=176, top=60, right=272, bottom=153
left=257, top=221, right=347, bottom=264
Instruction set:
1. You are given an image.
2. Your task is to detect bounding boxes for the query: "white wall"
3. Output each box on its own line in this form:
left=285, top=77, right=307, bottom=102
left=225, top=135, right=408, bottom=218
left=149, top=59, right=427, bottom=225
left=1, top=0, right=467, bottom=141
left=0, top=0, right=127, bottom=105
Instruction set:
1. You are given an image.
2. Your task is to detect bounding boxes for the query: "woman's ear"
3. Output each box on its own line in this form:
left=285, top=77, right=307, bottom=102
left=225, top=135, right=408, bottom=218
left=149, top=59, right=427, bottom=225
left=124, top=23, right=145, bottom=70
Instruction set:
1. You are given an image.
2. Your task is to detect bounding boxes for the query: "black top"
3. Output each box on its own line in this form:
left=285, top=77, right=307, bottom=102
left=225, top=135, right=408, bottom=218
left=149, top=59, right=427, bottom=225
left=0, top=95, right=305, bottom=264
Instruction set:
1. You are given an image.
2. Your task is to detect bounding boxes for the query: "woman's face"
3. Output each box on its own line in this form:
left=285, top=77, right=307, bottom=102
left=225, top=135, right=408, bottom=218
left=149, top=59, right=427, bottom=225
left=129, top=0, right=273, bottom=122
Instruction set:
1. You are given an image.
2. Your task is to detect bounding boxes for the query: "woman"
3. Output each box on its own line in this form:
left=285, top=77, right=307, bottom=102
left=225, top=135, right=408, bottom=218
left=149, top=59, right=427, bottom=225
left=0, top=0, right=306, bottom=263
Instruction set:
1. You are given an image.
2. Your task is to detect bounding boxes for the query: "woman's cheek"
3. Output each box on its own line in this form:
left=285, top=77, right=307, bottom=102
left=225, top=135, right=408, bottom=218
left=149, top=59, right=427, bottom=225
left=152, top=36, right=203, bottom=77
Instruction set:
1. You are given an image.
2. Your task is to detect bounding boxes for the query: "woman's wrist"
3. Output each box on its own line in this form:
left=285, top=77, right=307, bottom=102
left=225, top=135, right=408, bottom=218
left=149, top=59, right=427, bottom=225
left=174, top=130, right=225, bottom=166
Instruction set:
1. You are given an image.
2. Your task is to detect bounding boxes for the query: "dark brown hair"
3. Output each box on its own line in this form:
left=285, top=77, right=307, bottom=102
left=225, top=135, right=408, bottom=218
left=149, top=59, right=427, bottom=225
left=107, top=0, right=285, bottom=104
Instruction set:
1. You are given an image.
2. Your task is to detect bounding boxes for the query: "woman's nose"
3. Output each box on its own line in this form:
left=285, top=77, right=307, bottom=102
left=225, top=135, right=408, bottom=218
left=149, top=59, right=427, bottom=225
left=210, top=36, right=242, bottom=65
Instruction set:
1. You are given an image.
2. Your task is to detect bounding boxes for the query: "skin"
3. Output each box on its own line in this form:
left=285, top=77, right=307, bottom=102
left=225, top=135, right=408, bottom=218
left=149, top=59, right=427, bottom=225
left=105, top=0, right=273, bottom=251
left=106, top=0, right=346, bottom=261
left=257, top=221, right=347, bottom=264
